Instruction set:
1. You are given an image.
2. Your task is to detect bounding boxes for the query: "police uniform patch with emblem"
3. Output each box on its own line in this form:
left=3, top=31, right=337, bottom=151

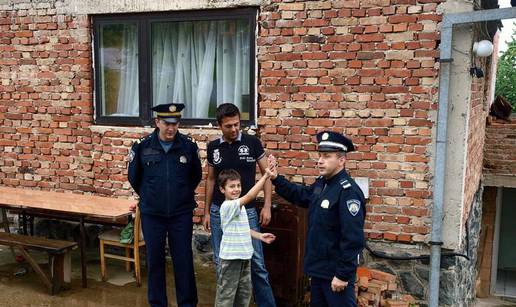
left=321, top=199, right=330, bottom=209
left=128, top=150, right=135, bottom=163
left=346, top=199, right=361, bottom=216
left=180, top=156, right=187, bottom=163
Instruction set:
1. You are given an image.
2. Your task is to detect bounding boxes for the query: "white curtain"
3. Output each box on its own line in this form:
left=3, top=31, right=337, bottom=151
left=113, top=25, right=139, bottom=116
left=152, top=20, right=250, bottom=118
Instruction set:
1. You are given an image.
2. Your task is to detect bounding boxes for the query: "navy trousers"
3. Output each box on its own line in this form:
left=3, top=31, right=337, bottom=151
left=141, top=212, right=198, bottom=307
left=310, top=277, right=356, bottom=307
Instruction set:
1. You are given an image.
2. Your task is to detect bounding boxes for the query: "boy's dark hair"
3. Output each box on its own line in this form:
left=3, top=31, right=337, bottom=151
left=218, top=169, right=241, bottom=188
left=216, top=103, right=240, bottom=125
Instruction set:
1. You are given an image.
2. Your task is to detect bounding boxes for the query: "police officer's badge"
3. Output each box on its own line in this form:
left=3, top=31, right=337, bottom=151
left=322, top=132, right=329, bottom=140
left=169, top=105, right=176, bottom=112
left=180, top=155, right=187, bottom=163
left=320, top=199, right=329, bottom=209
left=346, top=199, right=361, bottom=216
left=213, top=149, right=221, bottom=164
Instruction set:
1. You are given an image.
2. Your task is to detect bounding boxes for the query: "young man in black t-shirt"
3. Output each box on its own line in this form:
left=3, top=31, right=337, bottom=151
left=203, top=103, right=276, bottom=307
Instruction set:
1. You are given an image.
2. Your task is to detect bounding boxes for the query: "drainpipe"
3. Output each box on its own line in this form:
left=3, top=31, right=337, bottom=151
left=428, top=18, right=452, bottom=307
left=429, top=7, right=516, bottom=307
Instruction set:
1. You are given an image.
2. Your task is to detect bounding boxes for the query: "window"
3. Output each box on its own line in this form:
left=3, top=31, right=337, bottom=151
left=93, top=8, right=257, bottom=126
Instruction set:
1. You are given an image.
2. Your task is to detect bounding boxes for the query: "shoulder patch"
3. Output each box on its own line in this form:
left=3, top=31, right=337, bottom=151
left=340, top=179, right=351, bottom=189
left=127, top=149, right=135, bottom=163
left=346, top=199, right=361, bottom=216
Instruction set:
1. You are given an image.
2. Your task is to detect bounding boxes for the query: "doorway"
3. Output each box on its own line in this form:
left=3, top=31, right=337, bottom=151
left=492, top=187, right=516, bottom=298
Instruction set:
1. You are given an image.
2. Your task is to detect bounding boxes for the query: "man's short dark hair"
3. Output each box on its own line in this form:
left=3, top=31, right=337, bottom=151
left=336, top=151, right=347, bottom=158
left=218, top=169, right=241, bottom=188
left=216, top=103, right=240, bottom=125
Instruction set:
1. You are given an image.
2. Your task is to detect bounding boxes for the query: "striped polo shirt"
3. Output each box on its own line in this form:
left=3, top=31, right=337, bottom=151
left=219, top=199, right=254, bottom=260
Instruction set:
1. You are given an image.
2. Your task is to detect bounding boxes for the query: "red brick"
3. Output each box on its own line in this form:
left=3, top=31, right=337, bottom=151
left=383, top=233, right=397, bottom=241
left=356, top=33, right=384, bottom=42
left=15, top=30, right=33, bottom=37
left=388, top=15, right=417, bottom=23
left=303, top=19, right=329, bottom=27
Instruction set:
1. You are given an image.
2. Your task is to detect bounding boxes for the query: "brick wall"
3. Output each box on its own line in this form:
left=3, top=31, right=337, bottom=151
left=483, top=117, right=516, bottom=178
left=0, top=8, right=97, bottom=189
left=258, top=0, right=441, bottom=244
left=476, top=186, right=497, bottom=298
left=0, top=0, right=444, bottom=241
left=463, top=55, right=491, bottom=219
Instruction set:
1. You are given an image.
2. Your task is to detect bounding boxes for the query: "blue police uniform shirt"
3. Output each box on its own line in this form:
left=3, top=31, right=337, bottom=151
left=128, top=129, right=202, bottom=217
left=159, top=139, right=174, bottom=153
left=207, top=133, right=265, bottom=208
left=271, top=169, right=366, bottom=282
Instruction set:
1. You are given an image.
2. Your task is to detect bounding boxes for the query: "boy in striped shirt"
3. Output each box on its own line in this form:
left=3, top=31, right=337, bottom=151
left=215, top=168, right=276, bottom=307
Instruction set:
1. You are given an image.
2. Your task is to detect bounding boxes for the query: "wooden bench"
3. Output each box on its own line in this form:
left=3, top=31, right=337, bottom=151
left=0, top=232, right=78, bottom=295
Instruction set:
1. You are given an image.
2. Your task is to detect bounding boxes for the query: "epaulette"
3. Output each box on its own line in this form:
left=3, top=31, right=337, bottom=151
left=183, top=134, right=196, bottom=144
left=340, top=179, right=351, bottom=189
left=134, top=133, right=152, bottom=145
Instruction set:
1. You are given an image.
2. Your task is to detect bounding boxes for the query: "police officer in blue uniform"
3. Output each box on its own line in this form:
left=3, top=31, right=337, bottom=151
left=128, top=103, right=202, bottom=307
left=267, top=131, right=366, bottom=307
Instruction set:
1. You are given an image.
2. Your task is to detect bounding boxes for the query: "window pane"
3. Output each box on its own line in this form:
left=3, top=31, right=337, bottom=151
left=151, top=19, right=251, bottom=120
left=99, top=23, right=139, bottom=117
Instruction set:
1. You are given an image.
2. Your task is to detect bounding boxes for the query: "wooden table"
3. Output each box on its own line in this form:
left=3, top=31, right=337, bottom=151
left=0, top=186, right=135, bottom=288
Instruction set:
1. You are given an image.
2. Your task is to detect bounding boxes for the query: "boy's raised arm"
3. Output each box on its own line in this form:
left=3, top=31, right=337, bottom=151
left=239, top=171, right=271, bottom=207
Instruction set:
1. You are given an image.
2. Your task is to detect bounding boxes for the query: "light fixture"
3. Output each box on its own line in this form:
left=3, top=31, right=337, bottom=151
left=473, top=40, right=494, bottom=57
left=470, top=66, right=484, bottom=78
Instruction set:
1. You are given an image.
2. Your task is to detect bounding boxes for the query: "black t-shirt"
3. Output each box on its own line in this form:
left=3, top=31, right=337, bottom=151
left=207, top=133, right=265, bottom=208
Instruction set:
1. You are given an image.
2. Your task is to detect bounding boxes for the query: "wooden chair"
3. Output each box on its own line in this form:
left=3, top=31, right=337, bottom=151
left=99, top=206, right=145, bottom=286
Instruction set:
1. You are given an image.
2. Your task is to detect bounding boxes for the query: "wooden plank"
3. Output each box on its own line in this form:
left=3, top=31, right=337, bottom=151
left=17, top=247, right=52, bottom=291
left=104, top=253, right=136, bottom=262
left=0, top=232, right=77, bottom=254
left=1, top=208, right=16, bottom=259
left=100, top=241, right=107, bottom=282
left=50, top=254, right=64, bottom=295
left=0, top=186, right=135, bottom=220
left=5, top=208, right=131, bottom=226
left=79, top=217, right=87, bottom=288
left=63, top=252, right=71, bottom=283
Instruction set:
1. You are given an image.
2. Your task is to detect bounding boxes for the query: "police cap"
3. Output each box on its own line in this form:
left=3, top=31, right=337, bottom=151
left=316, top=131, right=355, bottom=153
left=151, top=103, right=185, bottom=123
